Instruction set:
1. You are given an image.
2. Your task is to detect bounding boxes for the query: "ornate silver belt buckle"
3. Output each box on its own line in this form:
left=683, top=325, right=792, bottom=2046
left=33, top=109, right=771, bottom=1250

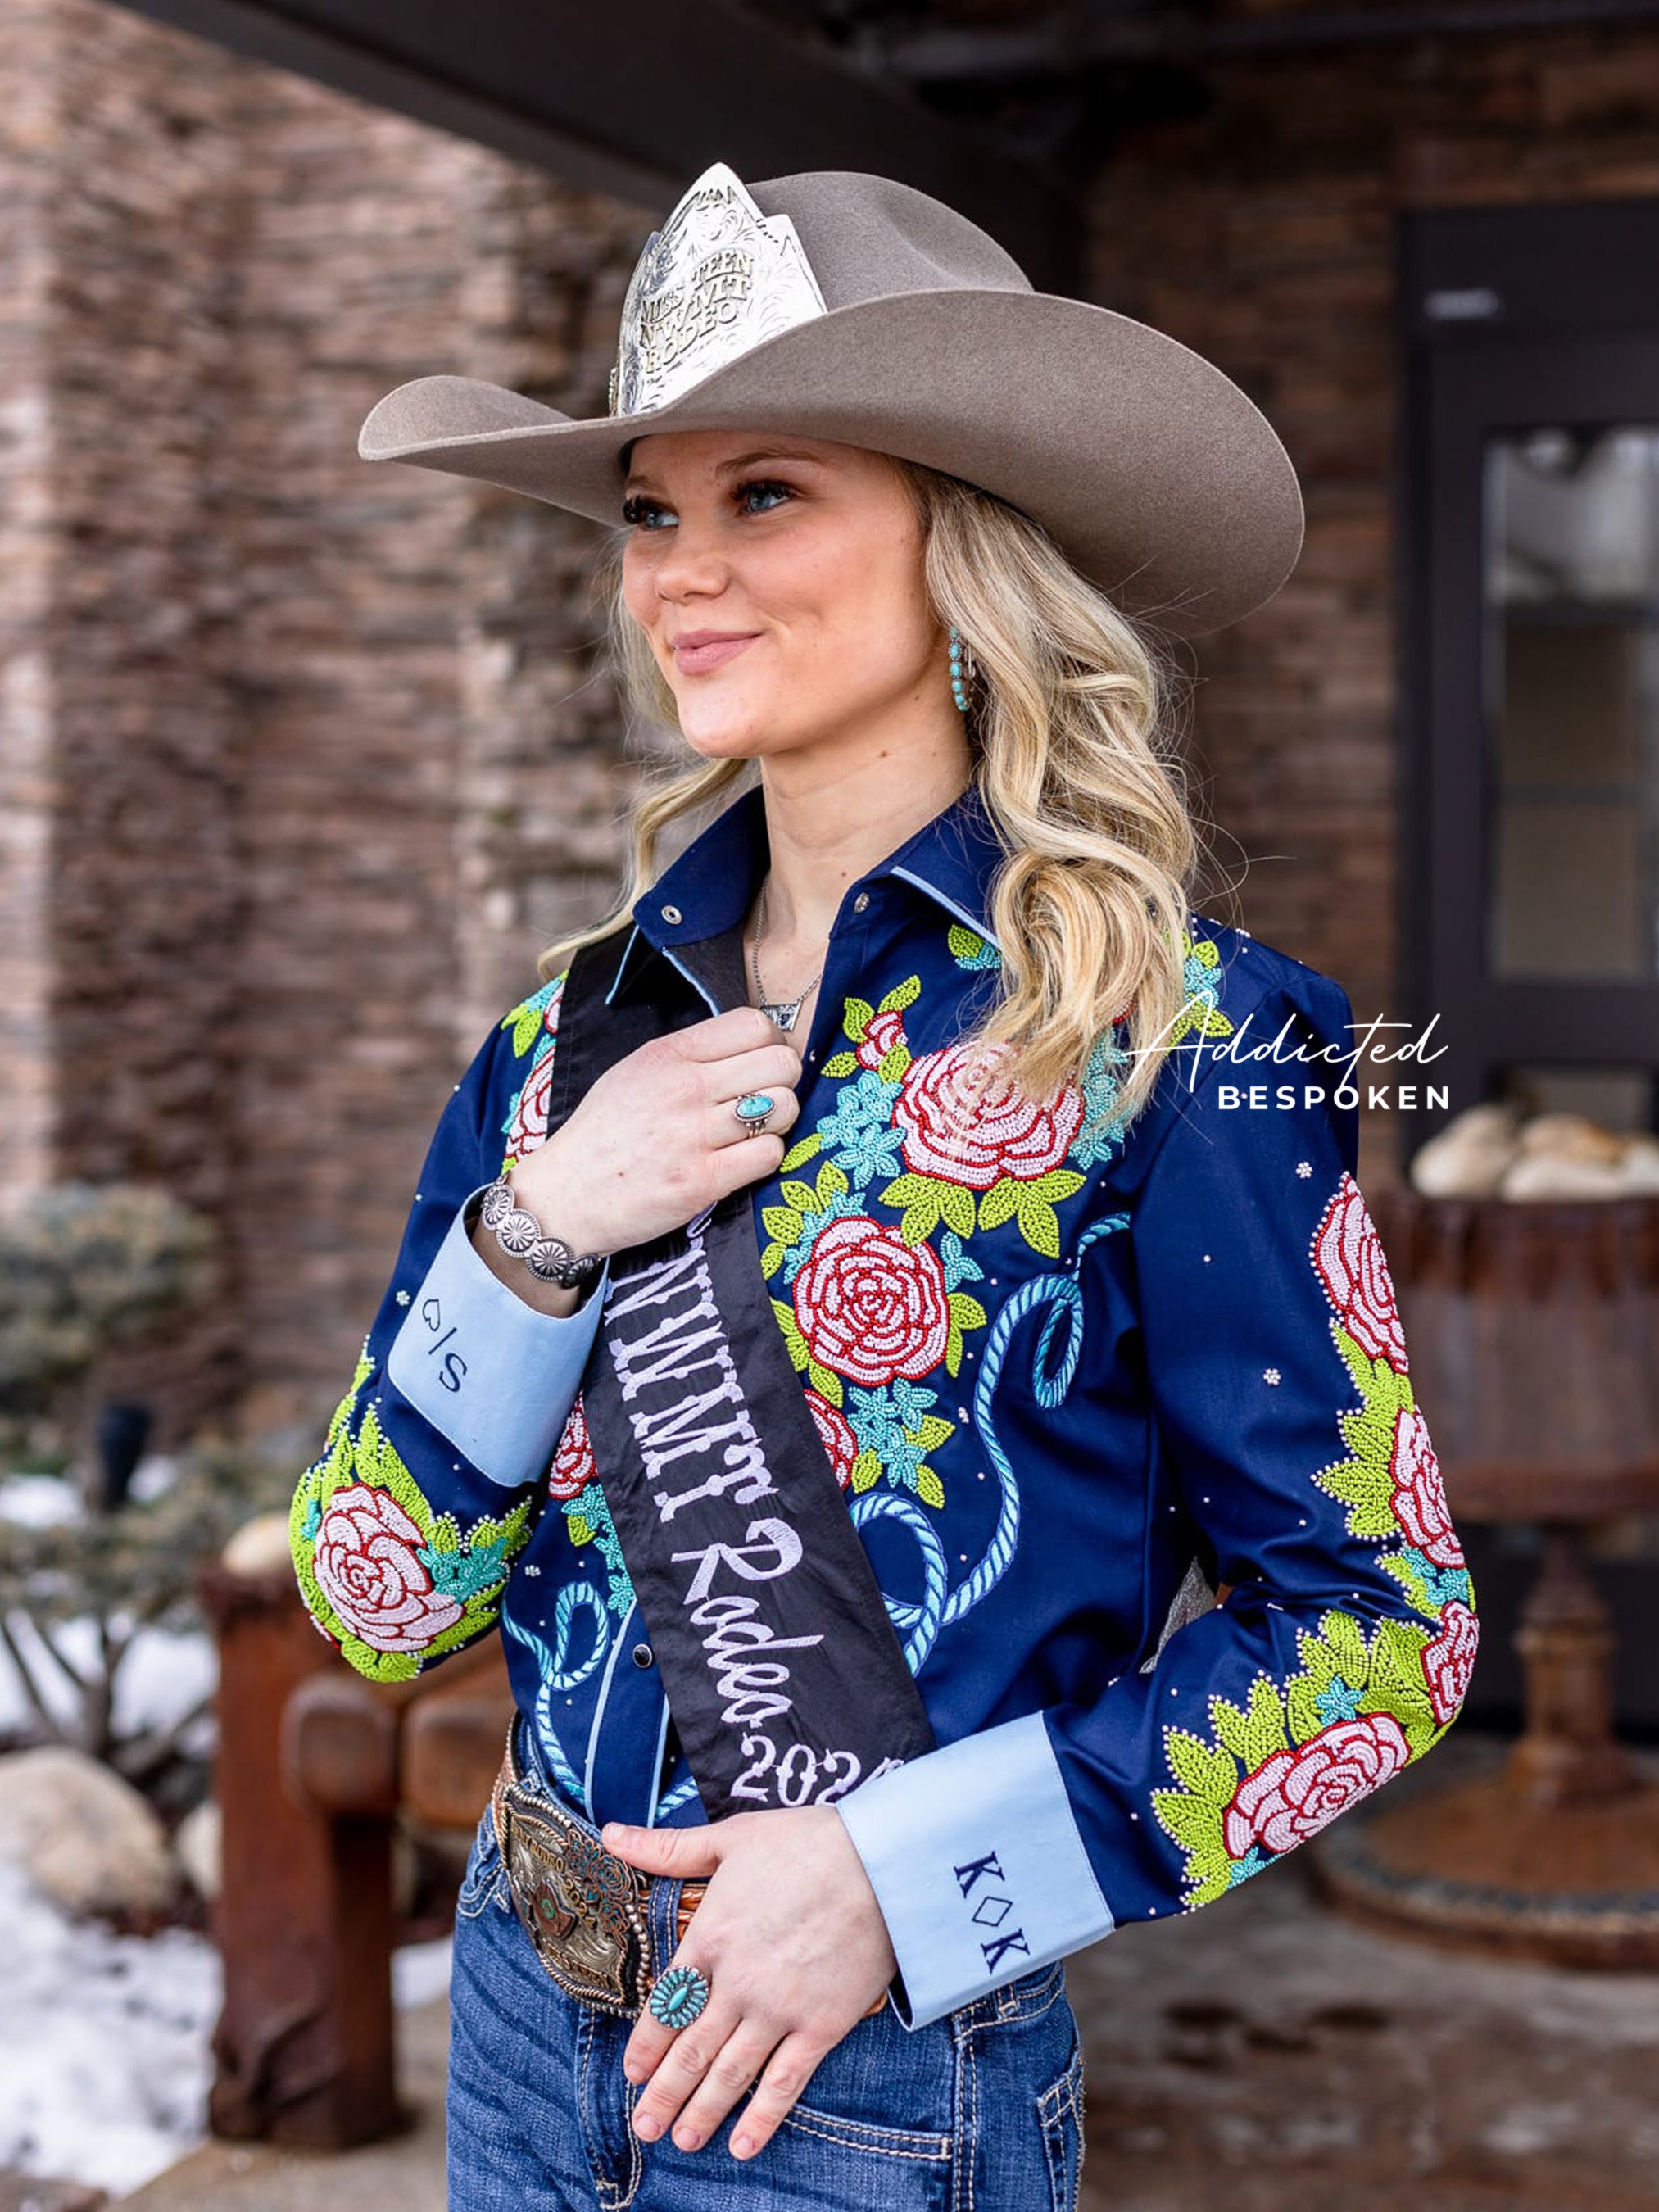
left=496, top=1779, right=653, bottom=2018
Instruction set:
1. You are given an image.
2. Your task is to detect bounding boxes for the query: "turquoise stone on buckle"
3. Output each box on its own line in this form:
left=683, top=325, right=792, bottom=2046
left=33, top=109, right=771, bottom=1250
left=648, top=1963, right=711, bottom=2028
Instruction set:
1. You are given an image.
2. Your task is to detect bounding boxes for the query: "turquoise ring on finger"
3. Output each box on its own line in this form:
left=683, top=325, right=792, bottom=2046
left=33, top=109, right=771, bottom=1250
left=647, top=1962, right=711, bottom=2028
left=733, top=1091, right=775, bottom=1137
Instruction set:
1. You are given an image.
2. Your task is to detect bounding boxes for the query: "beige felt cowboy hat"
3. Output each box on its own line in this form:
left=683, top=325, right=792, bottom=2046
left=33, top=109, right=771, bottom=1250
left=358, top=161, right=1303, bottom=640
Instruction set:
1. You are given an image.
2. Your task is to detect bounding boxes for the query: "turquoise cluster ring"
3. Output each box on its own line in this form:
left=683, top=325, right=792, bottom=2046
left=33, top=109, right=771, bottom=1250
left=733, top=1090, right=775, bottom=1138
left=647, top=1962, right=711, bottom=2028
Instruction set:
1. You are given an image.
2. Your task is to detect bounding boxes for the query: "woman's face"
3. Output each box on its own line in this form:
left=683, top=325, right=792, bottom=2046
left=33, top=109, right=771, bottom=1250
left=619, top=428, right=949, bottom=770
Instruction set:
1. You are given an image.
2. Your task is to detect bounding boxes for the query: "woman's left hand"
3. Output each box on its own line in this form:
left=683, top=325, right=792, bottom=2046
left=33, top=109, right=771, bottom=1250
left=601, top=1805, right=897, bottom=2161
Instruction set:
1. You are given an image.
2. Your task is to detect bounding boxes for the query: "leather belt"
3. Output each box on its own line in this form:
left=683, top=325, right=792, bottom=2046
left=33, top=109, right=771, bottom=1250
left=487, top=1726, right=884, bottom=2021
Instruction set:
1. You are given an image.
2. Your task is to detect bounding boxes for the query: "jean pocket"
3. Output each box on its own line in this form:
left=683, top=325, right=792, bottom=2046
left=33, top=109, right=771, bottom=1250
left=1036, top=2042, right=1085, bottom=2212
left=456, top=1802, right=508, bottom=1920
left=778, top=2101, right=954, bottom=2166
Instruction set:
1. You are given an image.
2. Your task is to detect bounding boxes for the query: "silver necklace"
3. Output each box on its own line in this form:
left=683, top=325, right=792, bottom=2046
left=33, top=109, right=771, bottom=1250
left=750, top=873, right=824, bottom=1034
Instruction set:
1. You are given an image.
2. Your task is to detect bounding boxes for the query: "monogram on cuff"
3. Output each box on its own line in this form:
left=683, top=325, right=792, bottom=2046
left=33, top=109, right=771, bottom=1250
left=385, top=1185, right=608, bottom=1488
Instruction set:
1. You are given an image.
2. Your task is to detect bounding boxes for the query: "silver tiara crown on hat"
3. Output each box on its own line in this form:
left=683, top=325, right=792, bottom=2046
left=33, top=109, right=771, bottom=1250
left=607, top=161, right=828, bottom=419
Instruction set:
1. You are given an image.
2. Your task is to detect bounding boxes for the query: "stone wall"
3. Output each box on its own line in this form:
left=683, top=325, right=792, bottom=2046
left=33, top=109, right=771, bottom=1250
left=1085, top=6, right=1659, bottom=1182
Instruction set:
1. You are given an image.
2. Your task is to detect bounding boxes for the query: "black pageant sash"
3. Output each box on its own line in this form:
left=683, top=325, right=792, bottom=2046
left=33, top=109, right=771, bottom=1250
left=543, top=931, right=936, bottom=1821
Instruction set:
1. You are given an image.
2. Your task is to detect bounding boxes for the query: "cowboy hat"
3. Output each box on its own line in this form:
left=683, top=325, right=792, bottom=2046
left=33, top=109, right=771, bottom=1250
left=358, top=161, right=1303, bottom=639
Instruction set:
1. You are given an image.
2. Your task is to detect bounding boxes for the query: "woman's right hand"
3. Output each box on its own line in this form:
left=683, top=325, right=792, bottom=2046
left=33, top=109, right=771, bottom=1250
left=506, top=1005, right=805, bottom=1259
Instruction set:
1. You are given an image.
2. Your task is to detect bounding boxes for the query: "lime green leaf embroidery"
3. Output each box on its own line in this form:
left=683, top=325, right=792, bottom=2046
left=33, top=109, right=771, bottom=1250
left=780, top=1130, right=823, bottom=1172
left=815, top=1161, right=850, bottom=1207
left=806, top=1361, right=843, bottom=1407
left=879, top=976, right=922, bottom=1014
left=500, top=971, right=566, bottom=1058
left=1165, top=1729, right=1238, bottom=1806
left=822, top=1051, right=860, bottom=1078
left=291, top=1374, right=533, bottom=1686
left=842, top=997, right=875, bottom=1043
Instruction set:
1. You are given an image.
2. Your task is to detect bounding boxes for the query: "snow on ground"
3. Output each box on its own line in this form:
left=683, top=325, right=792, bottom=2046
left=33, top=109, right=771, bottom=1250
left=0, top=1856, right=454, bottom=2196
left=0, top=1467, right=217, bottom=1750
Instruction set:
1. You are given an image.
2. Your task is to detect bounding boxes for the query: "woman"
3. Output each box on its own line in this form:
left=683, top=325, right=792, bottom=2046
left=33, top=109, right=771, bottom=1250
left=291, top=163, right=1477, bottom=2210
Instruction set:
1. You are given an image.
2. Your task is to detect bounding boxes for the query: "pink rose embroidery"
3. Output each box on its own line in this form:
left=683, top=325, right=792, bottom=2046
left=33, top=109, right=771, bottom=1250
left=314, top=1484, right=462, bottom=1654
left=1389, top=1406, right=1463, bottom=1567
left=550, top=1394, right=595, bottom=1502
left=1223, top=1713, right=1411, bottom=1860
left=856, top=1008, right=908, bottom=1072
left=507, top=1046, right=557, bottom=1160
left=895, top=1043, right=1085, bottom=1189
left=1421, top=1600, right=1480, bottom=1725
left=1312, top=1173, right=1407, bottom=1371
left=791, top=1214, right=951, bottom=1386
left=804, top=1388, right=859, bottom=1489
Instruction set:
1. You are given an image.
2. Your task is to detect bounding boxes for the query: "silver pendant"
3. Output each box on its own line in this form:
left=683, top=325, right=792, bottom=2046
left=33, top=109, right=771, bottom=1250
left=759, top=996, right=808, bottom=1032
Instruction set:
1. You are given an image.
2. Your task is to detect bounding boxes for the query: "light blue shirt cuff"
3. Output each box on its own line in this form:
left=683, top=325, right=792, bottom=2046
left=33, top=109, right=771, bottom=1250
left=384, top=1185, right=608, bottom=1488
left=833, top=1711, right=1114, bottom=2031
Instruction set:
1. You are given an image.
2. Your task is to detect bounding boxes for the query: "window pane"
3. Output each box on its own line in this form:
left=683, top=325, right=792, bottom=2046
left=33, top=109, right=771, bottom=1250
left=1484, top=425, right=1659, bottom=981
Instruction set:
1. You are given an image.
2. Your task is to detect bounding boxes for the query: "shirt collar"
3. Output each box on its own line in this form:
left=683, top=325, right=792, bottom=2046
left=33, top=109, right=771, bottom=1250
left=605, top=775, right=1007, bottom=1004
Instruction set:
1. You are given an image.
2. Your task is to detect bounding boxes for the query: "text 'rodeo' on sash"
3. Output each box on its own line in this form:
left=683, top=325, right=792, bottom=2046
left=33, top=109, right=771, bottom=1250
left=603, top=1208, right=827, bottom=1740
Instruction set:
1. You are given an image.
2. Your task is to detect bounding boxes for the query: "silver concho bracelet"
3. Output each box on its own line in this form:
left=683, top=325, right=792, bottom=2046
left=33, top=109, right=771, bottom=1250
left=478, top=1176, right=608, bottom=1290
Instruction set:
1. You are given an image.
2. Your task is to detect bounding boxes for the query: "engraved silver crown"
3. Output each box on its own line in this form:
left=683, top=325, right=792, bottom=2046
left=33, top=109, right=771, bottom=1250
left=607, top=161, right=829, bottom=419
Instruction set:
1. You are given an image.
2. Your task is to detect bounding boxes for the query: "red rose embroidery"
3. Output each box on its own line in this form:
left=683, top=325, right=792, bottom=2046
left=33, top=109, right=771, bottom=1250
left=857, top=1008, right=907, bottom=1072
left=895, top=1043, right=1085, bottom=1189
left=1421, top=1599, right=1480, bottom=1725
left=791, top=1215, right=951, bottom=1385
left=314, top=1484, right=462, bottom=1654
left=550, top=1393, right=596, bottom=1502
left=1389, top=1406, right=1463, bottom=1568
left=1223, top=1713, right=1411, bottom=1860
left=1312, top=1172, right=1407, bottom=1371
left=804, top=1388, right=859, bottom=1489
left=507, top=1045, right=557, bottom=1160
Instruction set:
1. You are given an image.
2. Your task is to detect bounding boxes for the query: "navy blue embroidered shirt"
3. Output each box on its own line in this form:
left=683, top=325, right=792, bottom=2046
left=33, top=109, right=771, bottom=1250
left=290, top=777, right=1476, bottom=2029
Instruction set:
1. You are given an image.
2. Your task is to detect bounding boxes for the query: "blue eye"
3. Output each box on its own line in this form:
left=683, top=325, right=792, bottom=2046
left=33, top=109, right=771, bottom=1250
left=738, top=478, right=794, bottom=514
left=621, top=480, right=795, bottom=529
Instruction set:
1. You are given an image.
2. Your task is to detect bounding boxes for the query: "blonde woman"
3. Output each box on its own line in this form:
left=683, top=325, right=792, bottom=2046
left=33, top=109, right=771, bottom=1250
left=291, top=163, right=1476, bottom=2211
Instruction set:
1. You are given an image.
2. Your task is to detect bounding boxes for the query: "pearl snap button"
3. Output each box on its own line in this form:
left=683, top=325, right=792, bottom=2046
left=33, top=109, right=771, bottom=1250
left=660, top=904, right=682, bottom=925
left=853, top=891, right=870, bottom=913
left=632, top=1643, right=655, bottom=1668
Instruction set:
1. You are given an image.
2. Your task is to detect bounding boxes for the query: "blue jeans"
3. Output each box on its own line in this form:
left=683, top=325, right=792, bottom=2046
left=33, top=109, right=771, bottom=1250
left=446, top=1772, right=1086, bottom=2210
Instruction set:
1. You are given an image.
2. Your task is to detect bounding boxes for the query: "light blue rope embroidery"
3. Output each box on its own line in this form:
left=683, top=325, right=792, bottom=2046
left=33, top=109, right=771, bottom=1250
left=652, top=1772, right=702, bottom=1821
left=854, top=1210, right=1131, bottom=1671
left=502, top=1581, right=612, bottom=1813
left=849, top=1489, right=951, bottom=1670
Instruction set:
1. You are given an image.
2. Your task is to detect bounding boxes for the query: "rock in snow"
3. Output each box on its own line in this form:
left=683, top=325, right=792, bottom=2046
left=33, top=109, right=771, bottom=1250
left=0, top=1748, right=176, bottom=1920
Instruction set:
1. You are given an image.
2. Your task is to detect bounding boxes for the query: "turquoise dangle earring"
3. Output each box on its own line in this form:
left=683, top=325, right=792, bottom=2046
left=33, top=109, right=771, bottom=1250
left=948, top=623, right=977, bottom=713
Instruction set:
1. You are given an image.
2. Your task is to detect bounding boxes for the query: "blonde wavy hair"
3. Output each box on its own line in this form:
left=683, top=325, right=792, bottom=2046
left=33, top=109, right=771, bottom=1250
left=538, top=456, right=1212, bottom=1132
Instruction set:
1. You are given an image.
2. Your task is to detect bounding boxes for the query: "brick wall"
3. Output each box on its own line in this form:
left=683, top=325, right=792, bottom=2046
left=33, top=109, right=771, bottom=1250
left=1084, top=7, right=1659, bottom=1185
